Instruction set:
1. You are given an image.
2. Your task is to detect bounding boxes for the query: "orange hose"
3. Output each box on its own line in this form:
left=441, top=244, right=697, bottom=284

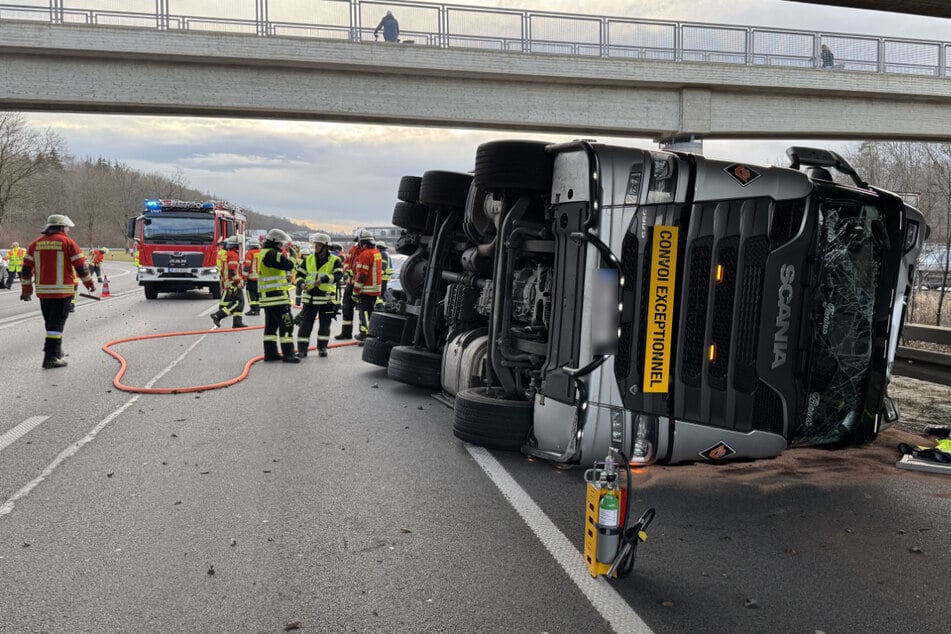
left=102, top=325, right=358, bottom=394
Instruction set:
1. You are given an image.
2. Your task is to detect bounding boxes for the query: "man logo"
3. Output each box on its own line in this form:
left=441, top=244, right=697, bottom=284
left=700, top=441, right=736, bottom=461
left=724, top=163, right=762, bottom=187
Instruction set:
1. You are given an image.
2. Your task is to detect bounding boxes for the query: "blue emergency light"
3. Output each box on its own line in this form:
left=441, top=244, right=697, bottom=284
left=201, top=202, right=215, bottom=210
left=144, top=199, right=161, bottom=210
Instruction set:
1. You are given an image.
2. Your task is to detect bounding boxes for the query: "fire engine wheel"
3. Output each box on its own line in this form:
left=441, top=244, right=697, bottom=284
left=474, top=140, right=554, bottom=194
left=387, top=346, right=442, bottom=389
left=368, top=311, right=408, bottom=342
left=392, top=201, right=430, bottom=233
left=361, top=336, right=396, bottom=368
left=397, top=175, right=422, bottom=204
left=210, top=285, right=222, bottom=299
left=419, top=170, right=475, bottom=209
left=452, top=387, right=534, bottom=451
left=143, top=283, right=159, bottom=300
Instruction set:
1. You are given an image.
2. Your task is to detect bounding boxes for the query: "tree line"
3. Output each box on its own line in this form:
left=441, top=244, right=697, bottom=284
left=0, top=113, right=309, bottom=248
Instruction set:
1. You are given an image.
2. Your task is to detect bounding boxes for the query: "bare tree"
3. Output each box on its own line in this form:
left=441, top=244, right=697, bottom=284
left=0, top=113, right=65, bottom=226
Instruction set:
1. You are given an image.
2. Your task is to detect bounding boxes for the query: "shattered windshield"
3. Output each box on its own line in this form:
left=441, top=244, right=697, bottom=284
left=142, top=214, right=215, bottom=244
left=795, top=200, right=885, bottom=445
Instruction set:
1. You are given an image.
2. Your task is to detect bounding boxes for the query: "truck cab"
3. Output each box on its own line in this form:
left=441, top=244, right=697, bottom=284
left=370, top=141, right=926, bottom=466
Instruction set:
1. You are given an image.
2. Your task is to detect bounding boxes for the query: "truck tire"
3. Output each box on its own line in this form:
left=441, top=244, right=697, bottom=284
left=210, top=285, right=222, bottom=299
left=474, top=140, right=554, bottom=194
left=368, top=311, right=408, bottom=342
left=397, top=175, right=422, bottom=204
left=361, top=337, right=396, bottom=368
left=392, top=201, right=430, bottom=233
left=452, top=387, right=534, bottom=451
left=387, top=346, right=442, bottom=389
left=419, top=170, right=474, bottom=209
left=143, top=283, right=158, bottom=300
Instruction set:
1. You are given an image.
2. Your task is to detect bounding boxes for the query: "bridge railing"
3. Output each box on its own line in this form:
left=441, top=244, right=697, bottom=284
left=1, top=0, right=947, bottom=78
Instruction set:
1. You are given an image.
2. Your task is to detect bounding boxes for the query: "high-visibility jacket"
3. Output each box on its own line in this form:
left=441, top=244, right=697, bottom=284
left=216, top=247, right=227, bottom=280
left=222, top=248, right=243, bottom=290
left=5, top=246, right=26, bottom=272
left=295, top=252, right=342, bottom=305
left=242, top=247, right=261, bottom=280
left=21, top=231, right=93, bottom=298
left=353, top=246, right=383, bottom=296
left=133, top=248, right=140, bottom=267
left=89, top=249, right=105, bottom=266
left=257, top=248, right=295, bottom=307
left=343, top=243, right=358, bottom=280
left=379, top=249, right=393, bottom=282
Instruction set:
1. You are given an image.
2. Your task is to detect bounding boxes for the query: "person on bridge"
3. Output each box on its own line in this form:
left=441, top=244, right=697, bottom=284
left=210, top=236, right=247, bottom=329
left=374, top=10, right=400, bottom=42
left=19, top=214, right=96, bottom=369
left=820, top=44, right=835, bottom=69
left=243, top=238, right=262, bottom=316
left=257, top=229, right=300, bottom=363
left=4, top=241, right=26, bottom=288
left=352, top=229, right=383, bottom=344
left=294, top=233, right=343, bottom=358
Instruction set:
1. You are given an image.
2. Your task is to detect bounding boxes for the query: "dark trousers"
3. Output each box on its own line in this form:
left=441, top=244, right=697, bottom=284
left=40, top=297, right=72, bottom=337
left=90, top=264, right=102, bottom=281
left=263, top=304, right=294, bottom=346
left=245, top=279, right=260, bottom=310
left=340, top=282, right=355, bottom=328
left=358, top=294, right=377, bottom=335
left=220, top=287, right=245, bottom=316
left=297, top=302, right=336, bottom=350
left=6, top=270, right=17, bottom=288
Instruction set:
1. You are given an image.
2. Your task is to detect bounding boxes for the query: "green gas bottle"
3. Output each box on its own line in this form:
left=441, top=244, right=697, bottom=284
left=597, top=474, right=620, bottom=564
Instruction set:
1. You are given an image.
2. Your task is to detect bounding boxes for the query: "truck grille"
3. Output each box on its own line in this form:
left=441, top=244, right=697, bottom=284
left=681, top=239, right=712, bottom=387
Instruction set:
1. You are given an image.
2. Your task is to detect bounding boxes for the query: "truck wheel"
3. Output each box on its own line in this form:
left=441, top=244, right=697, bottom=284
left=392, top=201, right=430, bottom=233
left=397, top=175, right=422, bottom=204
left=210, top=285, right=222, bottom=299
left=143, top=283, right=158, bottom=300
left=452, top=387, right=533, bottom=451
left=387, top=346, right=442, bottom=389
left=361, top=337, right=396, bottom=368
left=474, top=140, right=554, bottom=194
left=419, top=170, right=474, bottom=209
left=368, top=311, right=408, bottom=342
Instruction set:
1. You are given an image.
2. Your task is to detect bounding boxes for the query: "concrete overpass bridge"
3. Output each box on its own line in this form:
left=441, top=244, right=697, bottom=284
left=0, top=0, right=949, bottom=141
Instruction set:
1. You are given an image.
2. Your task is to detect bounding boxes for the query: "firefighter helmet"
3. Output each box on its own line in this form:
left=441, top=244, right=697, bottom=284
left=43, top=214, right=75, bottom=231
left=249, top=239, right=261, bottom=248
left=224, top=236, right=241, bottom=249
left=310, top=232, right=331, bottom=246
left=101, top=247, right=109, bottom=254
left=358, top=229, right=374, bottom=241
left=265, top=229, right=292, bottom=245
left=376, top=241, right=388, bottom=250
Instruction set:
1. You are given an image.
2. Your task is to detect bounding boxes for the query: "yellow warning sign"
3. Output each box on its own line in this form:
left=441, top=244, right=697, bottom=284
left=643, top=226, right=679, bottom=393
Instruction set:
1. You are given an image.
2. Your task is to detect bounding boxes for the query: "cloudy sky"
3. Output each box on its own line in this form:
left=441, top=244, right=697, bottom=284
left=21, top=0, right=950, bottom=230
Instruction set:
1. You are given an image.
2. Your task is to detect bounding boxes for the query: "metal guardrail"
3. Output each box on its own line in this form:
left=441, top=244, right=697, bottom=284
left=0, top=0, right=947, bottom=78
left=896, top=324, right=951, bottom=386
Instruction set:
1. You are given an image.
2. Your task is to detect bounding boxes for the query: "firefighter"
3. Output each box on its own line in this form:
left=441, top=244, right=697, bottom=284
left=19, top=214, right=96, bottom=369
left=352, top=229, right=383, bottom=343
left=216, top=239, right=227, bottom=295
left=210, top=236, right=247, bottom=329
left=257, top=229, right=299, bottom=363
left=87, top=246, right=106, bottom=282
left=376, top=240, right=393, bottom=306
left=4, top=241, right=26, bottom=288
left=334, top=234, right=361, bottom=340
left=295, top=233, right=343, bottom=358
left=243, top=238, right=262, bottom=316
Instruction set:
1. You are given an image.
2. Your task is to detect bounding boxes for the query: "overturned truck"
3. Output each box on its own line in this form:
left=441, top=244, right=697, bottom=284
left=364, top=141, right=926, bottom=466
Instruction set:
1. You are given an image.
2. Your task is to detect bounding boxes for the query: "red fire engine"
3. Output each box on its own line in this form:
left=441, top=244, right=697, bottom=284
left=128, top=199, right=246, bottom=300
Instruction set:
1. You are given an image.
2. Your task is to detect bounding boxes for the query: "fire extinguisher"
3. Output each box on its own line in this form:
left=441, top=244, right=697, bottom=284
left=597, top=471, right=621, bottom=564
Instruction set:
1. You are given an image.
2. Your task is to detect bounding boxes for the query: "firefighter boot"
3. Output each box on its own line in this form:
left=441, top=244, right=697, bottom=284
left=318, top=344, right=328, bottom=358
left=297, top=341, right=310, bottom=358
left=42, top=339, right=67, bottom=369
left=334, top=324, right=352, bottom=340
left=281, top=342, right=300, bottom=364
left=210, top=310, right=226, bottom=328
left=232, top=316, right=247, bottom=329
left=263, top=341, right=282, bottom=362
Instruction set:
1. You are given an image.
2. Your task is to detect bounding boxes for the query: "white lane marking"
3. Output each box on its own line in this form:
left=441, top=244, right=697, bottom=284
left=0, top=332, right=210, bottom=519
left=0, top=289, right=141, bottom=332
left=0, top=416, right=51, bottom=453
left=466, top=445, right=653, bottom=634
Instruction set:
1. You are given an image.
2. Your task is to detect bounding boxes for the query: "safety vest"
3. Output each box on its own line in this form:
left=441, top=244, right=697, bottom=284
left=243, top=248, right=261, bottom=280
left=222, top=248, right=243, bottom=289
left=299, top=253, right=341, bottom=305
left=5, top=246, right=26, bottom=272
left=133, top=248, right=139, bottom=267
left=380, top=250, right=393, bottom=282
left=257, top=248, right=291, bottom=306
left=216, top=247, right=227, bottom=279
left=353, top=248, right=383, bottom=295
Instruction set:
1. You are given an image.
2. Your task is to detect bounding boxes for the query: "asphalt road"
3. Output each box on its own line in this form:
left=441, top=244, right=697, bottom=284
left=1, top=261, right=949, bottom=633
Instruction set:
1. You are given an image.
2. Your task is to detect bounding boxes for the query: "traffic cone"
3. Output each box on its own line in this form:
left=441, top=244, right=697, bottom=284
left=101, top=275, right=111, bottom=298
